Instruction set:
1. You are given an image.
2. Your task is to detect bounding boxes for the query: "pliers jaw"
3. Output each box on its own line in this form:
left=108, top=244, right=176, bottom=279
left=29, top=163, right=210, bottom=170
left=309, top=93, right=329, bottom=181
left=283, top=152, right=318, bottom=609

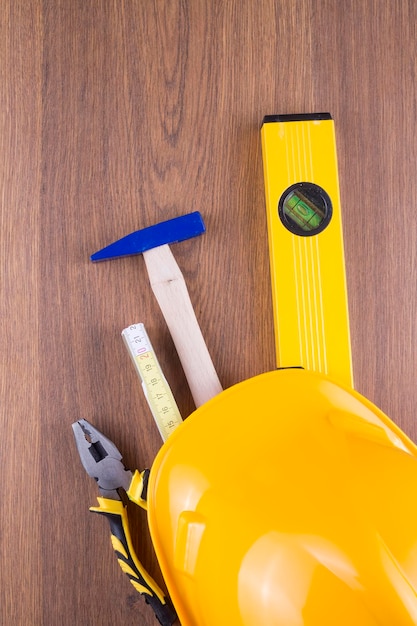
left=72, top=418, right=177, bottom=625
left=72, top=419, right=133, bottom=500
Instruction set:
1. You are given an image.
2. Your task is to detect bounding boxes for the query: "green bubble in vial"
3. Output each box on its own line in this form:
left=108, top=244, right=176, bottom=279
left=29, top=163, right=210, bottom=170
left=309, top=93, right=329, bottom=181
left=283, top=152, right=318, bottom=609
left=284, top=192, right=323, bottom=231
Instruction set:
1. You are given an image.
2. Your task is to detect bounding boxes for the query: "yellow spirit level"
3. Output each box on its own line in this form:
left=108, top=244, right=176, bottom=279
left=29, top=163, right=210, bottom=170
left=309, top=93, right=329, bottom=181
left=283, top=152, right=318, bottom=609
left=261, top=113, right=353, bottom=388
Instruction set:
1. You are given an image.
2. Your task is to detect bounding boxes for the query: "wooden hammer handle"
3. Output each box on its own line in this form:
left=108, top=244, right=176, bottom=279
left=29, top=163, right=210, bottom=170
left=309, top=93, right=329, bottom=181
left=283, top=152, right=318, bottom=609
left=143, top=244, right=223, bottom=407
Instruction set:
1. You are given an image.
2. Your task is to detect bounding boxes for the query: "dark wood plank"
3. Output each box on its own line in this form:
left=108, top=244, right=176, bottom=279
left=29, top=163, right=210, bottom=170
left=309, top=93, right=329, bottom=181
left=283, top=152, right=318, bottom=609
left=1, top=1, right=417, bottom=624
left=0, top=2, right=43, bottom=624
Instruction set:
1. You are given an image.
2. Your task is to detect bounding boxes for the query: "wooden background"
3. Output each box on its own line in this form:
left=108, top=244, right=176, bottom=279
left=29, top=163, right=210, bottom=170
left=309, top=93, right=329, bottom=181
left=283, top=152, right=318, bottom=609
left=2, top=1, right=417, bottom=624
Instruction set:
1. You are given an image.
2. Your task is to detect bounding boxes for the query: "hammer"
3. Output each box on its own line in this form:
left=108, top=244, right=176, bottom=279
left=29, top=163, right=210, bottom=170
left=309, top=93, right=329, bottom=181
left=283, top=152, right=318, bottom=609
left=91, top=212, right=223, bottom=407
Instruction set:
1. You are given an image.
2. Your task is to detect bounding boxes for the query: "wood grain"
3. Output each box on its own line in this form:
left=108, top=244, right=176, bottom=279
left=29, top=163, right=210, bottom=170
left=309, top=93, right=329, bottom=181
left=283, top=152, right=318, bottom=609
left=1, top=1, right=417, bottom=624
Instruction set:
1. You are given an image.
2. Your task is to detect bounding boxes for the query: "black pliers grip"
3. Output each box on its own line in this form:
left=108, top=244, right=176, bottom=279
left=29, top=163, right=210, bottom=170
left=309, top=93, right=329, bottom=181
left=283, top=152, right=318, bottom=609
left=72, top=419, right=176, bottom=626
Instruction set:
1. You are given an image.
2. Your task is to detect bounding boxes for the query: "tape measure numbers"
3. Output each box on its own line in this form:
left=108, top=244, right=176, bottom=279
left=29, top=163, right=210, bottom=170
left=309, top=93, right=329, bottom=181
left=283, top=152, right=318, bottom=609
left=122, top=323, right=183, bottom=441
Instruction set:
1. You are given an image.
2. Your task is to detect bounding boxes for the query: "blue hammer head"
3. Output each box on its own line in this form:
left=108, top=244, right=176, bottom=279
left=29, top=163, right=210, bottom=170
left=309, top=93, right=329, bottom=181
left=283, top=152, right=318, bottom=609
left=91, top=211, right=206, bottom=261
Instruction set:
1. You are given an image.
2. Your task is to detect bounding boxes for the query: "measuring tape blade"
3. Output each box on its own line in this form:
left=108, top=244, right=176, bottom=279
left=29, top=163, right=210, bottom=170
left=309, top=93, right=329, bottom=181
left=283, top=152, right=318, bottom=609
left=122, top=323, right=183, bottom=441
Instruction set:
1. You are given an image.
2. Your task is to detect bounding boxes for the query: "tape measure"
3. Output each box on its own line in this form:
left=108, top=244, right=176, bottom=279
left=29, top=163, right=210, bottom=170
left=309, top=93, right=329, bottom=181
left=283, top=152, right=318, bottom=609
left=261, top=113, right=353, bottom=388
left=122, top=323, right=183, bottom=441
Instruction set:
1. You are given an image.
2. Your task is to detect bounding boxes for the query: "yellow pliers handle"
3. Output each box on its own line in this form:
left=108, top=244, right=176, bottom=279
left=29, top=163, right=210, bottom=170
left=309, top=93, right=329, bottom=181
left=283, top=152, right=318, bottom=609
left=90, top=470, right=176, bottom=626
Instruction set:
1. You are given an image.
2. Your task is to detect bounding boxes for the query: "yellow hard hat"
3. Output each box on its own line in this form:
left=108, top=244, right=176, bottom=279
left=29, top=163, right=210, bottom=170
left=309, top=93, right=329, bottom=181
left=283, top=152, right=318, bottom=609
left=147, top=369, right=417, bottom=625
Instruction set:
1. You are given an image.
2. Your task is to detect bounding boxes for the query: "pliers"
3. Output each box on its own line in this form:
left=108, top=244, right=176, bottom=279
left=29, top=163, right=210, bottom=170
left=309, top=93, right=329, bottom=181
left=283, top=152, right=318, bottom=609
left=72, top=418, right=177, bottom=626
